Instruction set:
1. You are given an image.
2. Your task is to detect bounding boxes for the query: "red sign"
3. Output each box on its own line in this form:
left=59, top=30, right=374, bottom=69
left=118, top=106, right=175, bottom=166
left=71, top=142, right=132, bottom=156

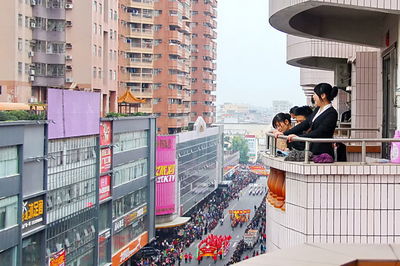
left=99, top=175, right=111, bottom=201
left=112, top=232, right=148, bottom=266
left=100, top=147, right=112, bottom=173
left=49, top=249, right=66, bottom=266
left=100, top=121, right=112, bottom=146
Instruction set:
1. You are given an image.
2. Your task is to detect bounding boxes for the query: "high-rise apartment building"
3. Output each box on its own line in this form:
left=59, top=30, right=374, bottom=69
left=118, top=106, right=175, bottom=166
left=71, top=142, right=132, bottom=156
left=0, top=0, right=119, bottom=115
left=1, top=0, right=217, bottom=133
left=190, top=0, right=217, bottom=126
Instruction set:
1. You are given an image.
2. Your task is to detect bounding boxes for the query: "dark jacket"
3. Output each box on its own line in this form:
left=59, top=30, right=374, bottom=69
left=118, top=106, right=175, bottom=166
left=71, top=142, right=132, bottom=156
left=284, top=106, right=338, bottom=156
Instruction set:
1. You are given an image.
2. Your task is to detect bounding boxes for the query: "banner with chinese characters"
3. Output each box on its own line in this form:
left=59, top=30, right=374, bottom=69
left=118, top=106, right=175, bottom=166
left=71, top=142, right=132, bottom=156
left=22, top=196, right=45, bottom=233
left=99, top=175, right=111, bottom=201
left=100, top=147, right=112, bottom=173
left=100, top=121, right=112, bottom=146
left=155, top=136, right=177, bottom=215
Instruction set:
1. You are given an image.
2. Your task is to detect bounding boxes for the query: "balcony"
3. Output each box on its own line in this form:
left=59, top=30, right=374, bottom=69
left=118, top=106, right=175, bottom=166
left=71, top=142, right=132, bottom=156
left=126, top=73, right=154, bottom=82
left=128, top=0, right=154, bottom=9
left=129, top=87, right=153, bottom=98
left=262, top=132, right=400, bottom=251
left=125, top=57, right=153, bottom=68
left=128, top=28, right=154, bottom=38
left=168, top=103, right=185, bottom=113
left=269, top=0, right=395, bottom=47
left=169, top=31, right=183, bottom=41
left=169, top=45, right=183, bottom=57
left=126, top=42, right=153, bottom=53
left=168, top=116, right=189, bottom=128
left=168, top=15, right=183, bottom=28
left=286, top=35, right=374, bottom=70
left=168, top=74, right=185, bottom=84
left=129, top=13, right=154, bottom=24
left=168, top=89, right=183, bottom=99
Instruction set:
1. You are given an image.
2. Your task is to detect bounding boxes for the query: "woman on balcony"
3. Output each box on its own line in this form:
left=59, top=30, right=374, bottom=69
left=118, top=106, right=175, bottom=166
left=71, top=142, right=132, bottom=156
left=274, top=83, right=338, bottom=157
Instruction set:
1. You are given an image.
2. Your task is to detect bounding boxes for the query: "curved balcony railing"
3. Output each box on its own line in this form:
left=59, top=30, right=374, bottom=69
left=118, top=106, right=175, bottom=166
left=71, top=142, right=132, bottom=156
left=266, top=129, right=397, bottom=164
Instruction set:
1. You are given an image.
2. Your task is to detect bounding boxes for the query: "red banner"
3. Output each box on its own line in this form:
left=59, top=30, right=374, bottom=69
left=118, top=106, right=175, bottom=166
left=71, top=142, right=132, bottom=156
left=99, top=175, right=111, bottom=201
left=100, top=147, right=112, bottom=173
left=100, top=121, right=112, bottom=146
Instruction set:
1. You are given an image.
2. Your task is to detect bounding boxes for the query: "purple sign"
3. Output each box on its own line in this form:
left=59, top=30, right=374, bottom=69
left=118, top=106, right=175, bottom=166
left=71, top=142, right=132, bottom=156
left=48, top=89, right=100, bottom=139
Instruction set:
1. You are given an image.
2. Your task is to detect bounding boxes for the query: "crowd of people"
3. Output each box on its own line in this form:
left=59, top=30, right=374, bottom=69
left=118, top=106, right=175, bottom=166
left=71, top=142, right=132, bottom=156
left=226, top=195, right=266, bottom=265
left=132, top=166, right=260, bottom=266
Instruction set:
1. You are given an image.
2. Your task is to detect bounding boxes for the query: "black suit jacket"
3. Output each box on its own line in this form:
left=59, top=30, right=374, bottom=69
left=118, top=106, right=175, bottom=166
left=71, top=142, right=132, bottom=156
left=284, top=106, right=338, bottom=156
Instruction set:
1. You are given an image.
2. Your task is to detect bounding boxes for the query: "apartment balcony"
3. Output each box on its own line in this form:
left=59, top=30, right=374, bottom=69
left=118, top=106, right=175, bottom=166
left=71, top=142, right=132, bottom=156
left=167, top=89, right=184, bottom=99
left=211, top=19, right=217, bottom=29
left=168, top=0, right=184, bottom=13
left=126, top=43, right=154, bottom=53
left=138, top=102, right=153, bottom=113
left=169, top=31, right=183, bottom=41
left=286, top=35, right=374, bottom=70
left=203, top=104, right=216, bottom=113
left=168, top=15, right=183, bottom=28
left=125, top=73, right=154, bottom=83
left=167, top=116, right=189, bottom=128
left=129, top=13, right=154, bottom=24
left=129, top=87, right=153, bottom=98
left=169, top=45, right=184, bottom=57
left=127, top=28, right=154, bottom=39
left=168, top=103, right=185, bottom=113
left=168, top=60, right=185, bottom=71
left=124, top=57, right=154, bottom=68
left=262, top=132, right=400, bottom=251
left=269, top=0, right=397, bottom=47
left=168, top=74, right=185, bottom=84
left=128, top=0, right=154, bottom=9
left=182, top=91, right=191, bottom=102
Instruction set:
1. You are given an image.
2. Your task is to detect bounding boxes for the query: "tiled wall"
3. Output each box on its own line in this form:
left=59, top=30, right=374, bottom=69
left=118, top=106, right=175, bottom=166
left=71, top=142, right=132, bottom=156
left=264, top=155, right=400, bottom=251
left=352, top=51, right=379, bottom=139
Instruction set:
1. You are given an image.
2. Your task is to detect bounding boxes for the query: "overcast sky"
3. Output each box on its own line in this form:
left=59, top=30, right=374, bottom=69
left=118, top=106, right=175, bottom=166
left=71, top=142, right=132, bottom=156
left=216, top=0, right=306, bottom=108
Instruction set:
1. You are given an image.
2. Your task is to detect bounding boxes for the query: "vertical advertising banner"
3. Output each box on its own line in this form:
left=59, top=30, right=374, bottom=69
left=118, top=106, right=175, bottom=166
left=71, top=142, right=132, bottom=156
left=155, top=136, right=177, bottom=215
left=99, top=175, right=111, bottom=201
left=100, top=121, right=112, bottom=146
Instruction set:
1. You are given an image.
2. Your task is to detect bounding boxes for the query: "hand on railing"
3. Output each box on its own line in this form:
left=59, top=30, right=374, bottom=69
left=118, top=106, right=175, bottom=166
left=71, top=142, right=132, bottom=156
left=287, top=134, right=297, bottom=142
left=273, top=130, right=283, bottom=139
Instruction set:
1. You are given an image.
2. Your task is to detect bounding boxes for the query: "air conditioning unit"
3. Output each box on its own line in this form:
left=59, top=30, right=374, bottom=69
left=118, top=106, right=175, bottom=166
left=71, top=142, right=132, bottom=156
left=65, top=77, right=73, bottom=83
left=30, top=0, right=36, bottom=6
left=65, top=55, right=72, bottom=60
left=335, top=63, right=351, bottom=88
left=30, top=69, right=35, bottom=75
left=29, top=76, right=35, bottom=82
left=66, top=43, right=72, bottom=49
left=66, top=21, right=72, bottom=27
left=28, top=97, right=38, bottom=103
left=30, top=21, right=36, bottom=28
left=28, top=51, right=34, bottom=57
left=66, top=65, right=72, bottom=71
left=65, top=3, right=73, bottom=9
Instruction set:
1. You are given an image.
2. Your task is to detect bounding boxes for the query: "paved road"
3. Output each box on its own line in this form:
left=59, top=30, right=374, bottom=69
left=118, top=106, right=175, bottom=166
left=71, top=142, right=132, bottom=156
left=180, top=176, right=267, bottom=266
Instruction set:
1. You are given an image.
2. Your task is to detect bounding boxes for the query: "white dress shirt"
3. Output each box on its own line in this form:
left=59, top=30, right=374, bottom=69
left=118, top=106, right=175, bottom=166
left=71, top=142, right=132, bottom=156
left=312, top=103, right=332, bottom=123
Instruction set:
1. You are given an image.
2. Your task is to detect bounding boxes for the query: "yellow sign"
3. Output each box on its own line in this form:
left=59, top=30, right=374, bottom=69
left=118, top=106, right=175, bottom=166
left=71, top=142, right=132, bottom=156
left=156, top=164, right=175, bottom=176
left=22, top=199, right=44, bottom=222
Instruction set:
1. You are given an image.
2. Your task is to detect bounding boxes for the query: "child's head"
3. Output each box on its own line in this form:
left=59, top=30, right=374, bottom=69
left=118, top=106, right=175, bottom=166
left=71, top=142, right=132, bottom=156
left=272, top=113, right=292, bottom=132
left=294, top=105, right=313, bottom=124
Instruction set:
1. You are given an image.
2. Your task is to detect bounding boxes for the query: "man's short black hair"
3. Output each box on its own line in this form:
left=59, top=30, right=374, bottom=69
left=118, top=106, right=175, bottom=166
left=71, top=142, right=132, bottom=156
left=289, top=106, right=299, bottom=114
left=294, top=105, right=313, bottom=118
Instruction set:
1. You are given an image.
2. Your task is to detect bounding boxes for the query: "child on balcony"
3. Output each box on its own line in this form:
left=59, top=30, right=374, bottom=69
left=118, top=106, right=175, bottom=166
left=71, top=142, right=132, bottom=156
left=275, top=83, right=338, bottom=157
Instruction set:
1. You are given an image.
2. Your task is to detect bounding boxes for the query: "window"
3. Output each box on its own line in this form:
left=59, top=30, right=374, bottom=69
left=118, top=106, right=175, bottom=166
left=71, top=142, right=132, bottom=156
left=99, top=3, right=102, bottom=13
left=25, top=63, right=30, bottom=75
left=35, top=63, right=46, bottom=76
left=18, top=14, right=23, bottom=26
left=18, top=38, right=23, bottom=51
left=113, top=159, right=148, bottom=186
left=47, top=19, right=65, bottom=31
left=35, top=17, right=47, bottom=30
left=99, top=24, right=102, bottom=35
left=109, top=9, right=113, bottom=20
left=113, top=70, right=116, bottom=80
left=94, top=0, right=97, bottom=11
left=47, top=64, right=64, bottom=77
left=18, top=62, right=23, bottom=74
left=98, top=46, right=102, bottom=57
left=93, top=45, right=97, bottom=56
left=0, top=196, right=18, bottom=230
left=46, top=42, right=65, bottom=54
left=0, top=147, right=18, bottom=178
left=47, top=0, right=65, bottom=8
left=25, top=16, right=30, bottom=28
left=93, top=67, right=97, bottom=78
left=109, top=70, right=112, bottom=80
left=98, top=67, right=102, bottom=79
left=0, top=247, right=17, bottom=266
left=94, top=23, right=97, bottom=34
left=112, top=187, right=147, bottom=218
left=113, top=131, right=148, bottom=153
left=110, top=29, right=113, bottom=39
left=114, top=10, right=117, bottom=20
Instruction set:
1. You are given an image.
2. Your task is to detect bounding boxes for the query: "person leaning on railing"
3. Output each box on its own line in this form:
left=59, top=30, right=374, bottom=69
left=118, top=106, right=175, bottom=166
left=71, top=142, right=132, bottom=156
left=274, top=83, right=339, bottom=157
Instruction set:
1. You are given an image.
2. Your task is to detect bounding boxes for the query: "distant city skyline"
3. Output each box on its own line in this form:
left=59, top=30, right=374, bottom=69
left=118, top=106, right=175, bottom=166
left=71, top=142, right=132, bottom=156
left=216, top=0, right=306, bottom=108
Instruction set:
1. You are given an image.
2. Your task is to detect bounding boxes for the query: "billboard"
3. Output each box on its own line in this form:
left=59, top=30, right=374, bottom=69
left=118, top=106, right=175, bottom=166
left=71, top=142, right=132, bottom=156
left=100, top=147, right=112, bottom=173
left=100, top=121, right=112, bottom=146
left=112, top=232, right=148, bottom=266
left=49, top=249, right=66, bottom=266
left=22, top=196, right=45, bottom=233
left=47, top=89, right=100, bottom=139
left=245, top=135, right=258, bottom=163
left=155, top=136, right=177, bottom=215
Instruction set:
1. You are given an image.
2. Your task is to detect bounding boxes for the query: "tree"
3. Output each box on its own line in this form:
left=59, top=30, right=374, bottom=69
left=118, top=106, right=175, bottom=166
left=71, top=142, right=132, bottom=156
left=229, top=136, right=249, bottom=163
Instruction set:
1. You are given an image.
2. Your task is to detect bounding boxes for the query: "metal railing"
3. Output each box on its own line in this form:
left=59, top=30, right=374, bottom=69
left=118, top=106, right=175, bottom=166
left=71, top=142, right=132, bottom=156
left=266, top=129, right=399, bottom=164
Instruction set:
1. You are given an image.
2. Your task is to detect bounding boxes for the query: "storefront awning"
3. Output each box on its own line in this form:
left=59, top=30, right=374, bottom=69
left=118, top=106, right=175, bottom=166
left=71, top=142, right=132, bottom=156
left=155, top=216, right=191, bottom=229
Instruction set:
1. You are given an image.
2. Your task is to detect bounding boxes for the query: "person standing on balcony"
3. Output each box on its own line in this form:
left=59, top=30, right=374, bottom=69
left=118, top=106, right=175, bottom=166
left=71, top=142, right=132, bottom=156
left=274, top=83, right=338, bottom=157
